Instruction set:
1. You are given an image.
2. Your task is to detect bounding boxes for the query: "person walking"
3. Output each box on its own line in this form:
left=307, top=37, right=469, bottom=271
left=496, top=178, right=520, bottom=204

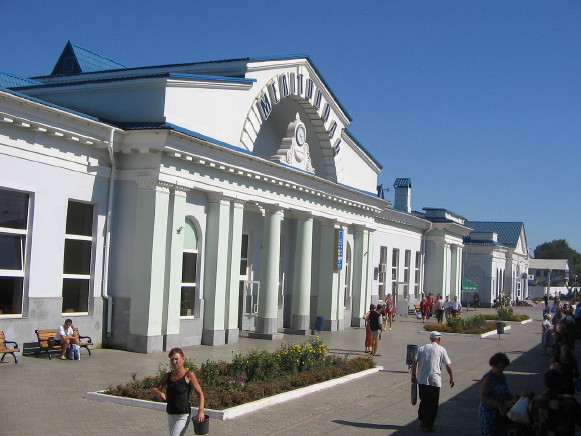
left=152, top=347, right=206, bottom=436
left=411, top=331, right=454, bottom=433
left=384, top=294, right=394, bottom=330
left=419, top=295, right=430, bottom=324
left=443, top=296, right=452, bottom=321
left=363, top=304, right=375, bottom=354
left=435, top=295, right=445, bottom=324
left=478, top=352, right=515, bottom=436
left=450, top=296, right=462, bottom=316
left=367, top=304, right=383, bottom=356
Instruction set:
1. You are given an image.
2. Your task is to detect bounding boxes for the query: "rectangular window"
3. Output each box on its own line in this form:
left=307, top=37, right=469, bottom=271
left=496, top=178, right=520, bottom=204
left=391, top=249, right=399, bottom=295
left=0, top=189, right=29, bottom=315
left=378, top=246, right=388, bottom=300
left=403, top=250, right=411, bottom=299
left=414, top=252, right=421, bottom=298
left=180, top=251, right=197, bottom=316
left=62, top=201, right=94, bottom=314
left=240, top=234, right=249, bottom=275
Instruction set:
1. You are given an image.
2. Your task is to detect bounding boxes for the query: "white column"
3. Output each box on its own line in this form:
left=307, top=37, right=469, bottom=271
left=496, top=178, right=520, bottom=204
left=351, top=225, right=370, bottom=327
left=128, top=180, right=170, bottom=353
left=250, top=204, right=284, bottom=340
left=163, top=186, right=188, bottom=350
left=202, top=194, right=231, bottom=345
left=316, top=219, right=340, bottom=331
left=225, top=200, right=244, bottom=343
left=450, top=245, right=462, bottom=299
left=287, top=213, right=313, bottom=334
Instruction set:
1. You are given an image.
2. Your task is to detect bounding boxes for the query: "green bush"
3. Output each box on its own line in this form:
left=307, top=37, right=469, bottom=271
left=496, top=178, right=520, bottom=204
left=446, top=314, right=465, bottom=330
left=464, top=314, right=487, bottom=329
left=497, top=307, right=514, bottom=320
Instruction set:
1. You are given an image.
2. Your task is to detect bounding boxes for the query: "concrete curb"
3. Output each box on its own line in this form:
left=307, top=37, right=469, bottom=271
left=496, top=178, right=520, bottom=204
left=86, top=365, right=383, bottom=420
left=480, top=325, right=512, bottom=338
left=505, top=318, right=533, bottom=325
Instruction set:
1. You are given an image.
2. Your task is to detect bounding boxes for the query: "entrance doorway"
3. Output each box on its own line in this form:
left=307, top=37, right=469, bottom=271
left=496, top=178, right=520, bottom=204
left=238, top=233, right=259, bottom=331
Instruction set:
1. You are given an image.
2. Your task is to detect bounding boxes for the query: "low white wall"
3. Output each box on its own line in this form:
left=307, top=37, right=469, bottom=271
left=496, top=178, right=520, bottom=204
left=528, top=285, right=569, bottom=299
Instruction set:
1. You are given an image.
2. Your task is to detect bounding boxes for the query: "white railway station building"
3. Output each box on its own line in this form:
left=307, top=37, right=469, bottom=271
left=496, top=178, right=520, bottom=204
left=0, top=43, right=523, bottom=353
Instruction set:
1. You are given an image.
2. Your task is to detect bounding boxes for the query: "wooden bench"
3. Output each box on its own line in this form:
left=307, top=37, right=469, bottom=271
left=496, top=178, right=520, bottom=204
left=0, top=331, right=20, bottom=363
left=35, top=328, right=93, bottom=360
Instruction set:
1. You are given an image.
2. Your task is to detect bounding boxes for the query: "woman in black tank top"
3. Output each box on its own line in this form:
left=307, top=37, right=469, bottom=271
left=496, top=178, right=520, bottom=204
left=152, top=347, right=205, bottom=435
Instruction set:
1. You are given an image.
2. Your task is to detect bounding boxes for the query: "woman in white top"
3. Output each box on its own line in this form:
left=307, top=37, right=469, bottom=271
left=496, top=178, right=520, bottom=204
left=541, top=313, right=554, bottom=355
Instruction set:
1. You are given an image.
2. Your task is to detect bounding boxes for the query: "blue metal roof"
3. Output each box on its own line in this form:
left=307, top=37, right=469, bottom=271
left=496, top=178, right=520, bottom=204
left=394, top=178, right=411, bottom=188
left=0, top=71, right=42, bottom=88
left=51, top=41, right=126, bottom=76
left=464, top=221, right=524, bottom=247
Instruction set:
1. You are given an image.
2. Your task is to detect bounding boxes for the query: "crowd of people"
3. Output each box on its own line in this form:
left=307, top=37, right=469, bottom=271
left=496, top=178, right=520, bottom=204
left=418, top=293, right=462, bottom=324
left=475, top=297, right=581, bottom=436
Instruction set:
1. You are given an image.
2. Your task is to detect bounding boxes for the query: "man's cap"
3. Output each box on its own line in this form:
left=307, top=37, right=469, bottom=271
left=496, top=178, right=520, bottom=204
left=430, top=331, right=442, bottom=339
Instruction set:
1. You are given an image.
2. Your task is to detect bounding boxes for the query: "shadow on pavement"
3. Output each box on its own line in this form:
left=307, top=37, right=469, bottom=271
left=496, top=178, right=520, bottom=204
left=388, top=340, right=575, bottom=435
left=332, top=420, right=400, bottom=430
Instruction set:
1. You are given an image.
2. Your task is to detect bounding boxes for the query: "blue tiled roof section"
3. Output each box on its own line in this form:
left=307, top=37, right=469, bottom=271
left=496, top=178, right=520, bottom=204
left=0, top=72, right=42, bottom=88
left=51, top=41, right=126, bottom=76
left=394, top=178, right=411, bottom=188
left=71, top=42, right=126, bottom=72
left=464, top=221, right=524, bottom=247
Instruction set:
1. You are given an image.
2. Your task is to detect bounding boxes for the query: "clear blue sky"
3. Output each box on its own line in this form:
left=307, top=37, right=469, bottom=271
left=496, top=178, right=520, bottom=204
left=2, top=1, right=580, bottom=253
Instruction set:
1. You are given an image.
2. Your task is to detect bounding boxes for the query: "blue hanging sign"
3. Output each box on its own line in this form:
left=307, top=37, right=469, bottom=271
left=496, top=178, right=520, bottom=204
left=335, top=228, right=344, bottom=270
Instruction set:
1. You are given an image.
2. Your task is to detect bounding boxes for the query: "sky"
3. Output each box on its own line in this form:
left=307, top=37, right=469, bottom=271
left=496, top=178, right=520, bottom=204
left=1, top=1, right=580, bottom=253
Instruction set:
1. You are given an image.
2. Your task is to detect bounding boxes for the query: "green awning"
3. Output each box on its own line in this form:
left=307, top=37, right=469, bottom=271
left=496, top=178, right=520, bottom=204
left=461, top=276, right=478, bottom=292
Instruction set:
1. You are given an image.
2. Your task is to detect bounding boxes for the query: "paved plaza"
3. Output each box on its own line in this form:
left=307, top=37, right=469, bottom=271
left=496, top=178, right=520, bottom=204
left=2, top=305, right=580, bottom=435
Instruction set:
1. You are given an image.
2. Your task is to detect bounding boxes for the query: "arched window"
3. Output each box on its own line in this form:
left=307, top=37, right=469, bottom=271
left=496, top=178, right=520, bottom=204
left=181, top=219, right=199, bottom=317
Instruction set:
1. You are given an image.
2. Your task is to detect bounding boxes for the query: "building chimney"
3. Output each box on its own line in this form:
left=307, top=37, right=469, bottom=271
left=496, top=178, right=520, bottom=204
left=393, top=178, right=412, bottom=213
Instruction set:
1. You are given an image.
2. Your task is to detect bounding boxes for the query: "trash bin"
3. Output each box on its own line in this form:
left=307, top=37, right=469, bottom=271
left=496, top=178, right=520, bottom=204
left=496, top=322, right=505, bottom=335
left=406, top=344, right=419, bottom=366
left=315, top=316, right=324, bottom=332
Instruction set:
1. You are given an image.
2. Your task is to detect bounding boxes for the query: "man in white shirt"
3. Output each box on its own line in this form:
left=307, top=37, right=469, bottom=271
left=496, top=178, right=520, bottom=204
left=443, top=296, right=452, bottom=320
left=54, top=318, right=79, bottom=360
left=450, top=296, right=462, bottom=316
left=411, top=331, right=454, bottom=433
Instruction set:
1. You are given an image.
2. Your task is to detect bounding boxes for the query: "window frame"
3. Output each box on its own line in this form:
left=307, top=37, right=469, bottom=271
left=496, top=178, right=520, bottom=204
left=61, top=200, right=94, bottom=315
left=0, top=188, right=30, bottom=317
left=180, top=218, right=201, bottom=318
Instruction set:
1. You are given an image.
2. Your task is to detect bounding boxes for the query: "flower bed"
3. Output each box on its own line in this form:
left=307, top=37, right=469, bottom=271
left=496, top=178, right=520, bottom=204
left=424, top=318, right=499, bottom=334
left=481, top=307, right=530, bottom=322
left=103, top=337, right=375, bottom=410
left=481, top=314, right=530, bottom=322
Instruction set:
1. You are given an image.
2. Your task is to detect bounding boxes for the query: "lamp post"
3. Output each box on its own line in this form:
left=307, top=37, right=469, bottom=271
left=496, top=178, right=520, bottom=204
left=546, top=269, right=552, bottom=299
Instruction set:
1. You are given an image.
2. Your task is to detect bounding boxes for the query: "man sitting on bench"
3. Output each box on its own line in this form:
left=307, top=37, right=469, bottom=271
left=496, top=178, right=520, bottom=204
left=54, top=319, right=79, bottom=360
